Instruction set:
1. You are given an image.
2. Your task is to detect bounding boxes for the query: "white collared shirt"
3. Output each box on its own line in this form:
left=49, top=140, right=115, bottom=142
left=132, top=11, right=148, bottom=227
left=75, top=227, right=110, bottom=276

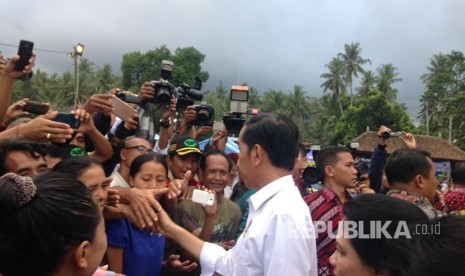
left=200, top=175, right=318, bottom=276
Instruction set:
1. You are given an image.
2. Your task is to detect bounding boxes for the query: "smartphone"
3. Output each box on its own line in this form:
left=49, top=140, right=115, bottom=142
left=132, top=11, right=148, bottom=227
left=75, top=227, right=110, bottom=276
left=23, top=101, right=49, bottom=115
left=191, top=189, right=215, bottom=206
left=53, top=113, right=81, bottom=129
left=14, top=40, right=34, bottom=72
left=109, top=96, right=137, bottom=122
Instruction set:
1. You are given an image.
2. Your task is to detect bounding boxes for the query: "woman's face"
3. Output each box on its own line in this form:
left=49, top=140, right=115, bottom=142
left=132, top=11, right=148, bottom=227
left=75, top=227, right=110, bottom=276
left=131, top=161, right=167, bottom=190
left=77, top=165, right=109, bottom=211
left=329, top=221, right=376, bottom=276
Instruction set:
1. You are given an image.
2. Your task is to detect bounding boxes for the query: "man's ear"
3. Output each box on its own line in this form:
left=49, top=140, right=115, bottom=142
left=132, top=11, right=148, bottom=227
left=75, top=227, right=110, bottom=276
left=414, top=174, right=424, bottom=189
left=253, top=145, right=263, bottom=166
left=74, top=240, right=90, bottom=269
left=325, top=165, right=334, bottom=178
left=120, top=148, right=127, bottom=161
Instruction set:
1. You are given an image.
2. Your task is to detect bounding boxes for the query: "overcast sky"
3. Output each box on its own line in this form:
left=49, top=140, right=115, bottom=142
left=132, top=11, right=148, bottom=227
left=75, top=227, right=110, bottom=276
left=2, top=0, right=464, bottom=120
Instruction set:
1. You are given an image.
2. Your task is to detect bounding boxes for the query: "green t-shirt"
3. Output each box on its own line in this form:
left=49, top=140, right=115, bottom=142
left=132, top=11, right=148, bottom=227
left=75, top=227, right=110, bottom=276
left=181, top=197, right=241, bottom=243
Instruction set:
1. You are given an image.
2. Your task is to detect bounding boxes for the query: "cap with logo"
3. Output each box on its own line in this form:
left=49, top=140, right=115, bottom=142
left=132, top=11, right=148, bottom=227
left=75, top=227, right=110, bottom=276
left=168, top=135, right=203, bottom=156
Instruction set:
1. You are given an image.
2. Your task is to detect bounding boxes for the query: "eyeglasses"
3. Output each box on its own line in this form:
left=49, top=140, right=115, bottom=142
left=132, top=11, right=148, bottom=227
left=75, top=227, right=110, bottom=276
left=125, top=145, right=151, bottom=154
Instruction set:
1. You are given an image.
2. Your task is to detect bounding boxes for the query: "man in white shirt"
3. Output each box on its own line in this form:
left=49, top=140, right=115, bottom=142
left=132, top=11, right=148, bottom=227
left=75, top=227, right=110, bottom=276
left=155, top=113, right=318, bottom=276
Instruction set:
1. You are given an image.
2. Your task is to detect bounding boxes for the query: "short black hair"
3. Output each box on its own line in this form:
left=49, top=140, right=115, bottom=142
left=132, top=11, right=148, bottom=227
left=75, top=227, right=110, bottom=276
left=242, top=113, right=299, bottom=170
left=385, top=148, right=433, bottom=186
left=130, top=152, right=168, bottom=178
left=0, top=138, right=46, bottom=175
left=451, top=161, right=465, bottom=186
left=343, top=194, right=428, bottom=275
left=200, top=149, right=233, bottom=173
left=315, top=146, right=352, bottom=182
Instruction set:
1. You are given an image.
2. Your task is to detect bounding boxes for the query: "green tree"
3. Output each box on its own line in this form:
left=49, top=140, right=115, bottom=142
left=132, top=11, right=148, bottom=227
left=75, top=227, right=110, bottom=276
left=261, top=89, right=287, bottom=114
left=320, top=57, right=347, bottom=116
left=356, top=70, right=376, bottom=98
left=338, top=42, right=371, bottom=105
left=376, top=64, right=401, bottom=101
left=331, top=90, right=413, bottom=145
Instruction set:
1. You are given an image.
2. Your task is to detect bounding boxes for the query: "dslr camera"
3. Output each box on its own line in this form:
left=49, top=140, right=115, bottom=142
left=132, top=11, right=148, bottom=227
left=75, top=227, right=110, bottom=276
left=150, top=60, right=175, bottom=105
left=223, top=85, right=249, bottom=137
left=176, top=77, right=204, bottom=110
left=116, top=60, right=175, bottom=106
left=193, top=104, right=215, bottom=126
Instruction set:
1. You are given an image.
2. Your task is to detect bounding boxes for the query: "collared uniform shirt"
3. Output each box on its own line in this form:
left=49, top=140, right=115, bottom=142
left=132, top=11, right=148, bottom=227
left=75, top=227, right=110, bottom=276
left=199, top=175, right=318, bottom=276
left=304, top=187, right=351, bottom=276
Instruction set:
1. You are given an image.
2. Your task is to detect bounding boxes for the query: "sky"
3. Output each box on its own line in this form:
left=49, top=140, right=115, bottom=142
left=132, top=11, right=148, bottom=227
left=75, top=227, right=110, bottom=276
left=1, top=0, right=465, bottom=121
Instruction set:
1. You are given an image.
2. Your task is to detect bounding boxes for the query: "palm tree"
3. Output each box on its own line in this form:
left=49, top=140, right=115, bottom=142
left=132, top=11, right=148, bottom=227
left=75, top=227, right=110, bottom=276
left=320, top=57, right=346, bottom=116
left=338, top=42, right=371, bottom=105
left=376, top=64, right=402, bottom=101
left=356, top=70, right=376, bottom=98
left=262, top=89, right=287, bottom=114
left=285, top=85, right=310, bottom=124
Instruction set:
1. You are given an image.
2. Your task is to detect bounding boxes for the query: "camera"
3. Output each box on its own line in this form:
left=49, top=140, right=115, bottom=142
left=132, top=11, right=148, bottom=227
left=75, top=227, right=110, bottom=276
left=302, top=167, right=322, bottom=185
left=223, top=85, right=249, bottom=137
left=193, top=104, right=214, bottom=126
left=381, top=131, right=402, bottom=139
left=116, top=92, right=141, bottom=105
left=149, top=60, right=175, bottom=105
left=176, top=77, right=204, bottom=110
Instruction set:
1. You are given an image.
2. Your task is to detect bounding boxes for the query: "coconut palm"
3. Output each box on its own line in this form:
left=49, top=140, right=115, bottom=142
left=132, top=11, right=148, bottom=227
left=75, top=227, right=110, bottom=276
left=320, top=57, right=346, bottom=116
left=376, top=64, right=402, bottom=101
left=338, top=42, right=371, bottom=105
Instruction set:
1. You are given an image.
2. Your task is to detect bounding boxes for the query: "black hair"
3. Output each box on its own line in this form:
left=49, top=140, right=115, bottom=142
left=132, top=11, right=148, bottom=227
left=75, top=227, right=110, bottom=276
left=315, top=146, right=352, bottom=182
left=0, top=171, right=100, bottom=275
left=405, top=215, right=465, bottom=276
left=451, top=161, right=465, bottom=186
left=130, top=152, right=168, bottom=178
left=242, top=113, right=299, bottom=170
left=385, top=148, right=433, bottom=186
left=200, top=148, right=233, bottom=173
left=53, top=156, right=103, bottom=178
left=343, top=194, right=428, bottom=275
left=0, top=138, right=46, bottom=175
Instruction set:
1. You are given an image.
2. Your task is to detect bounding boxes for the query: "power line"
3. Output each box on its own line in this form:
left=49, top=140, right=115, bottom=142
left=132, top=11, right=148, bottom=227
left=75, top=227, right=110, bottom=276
left=0, top=41, right=103, bottom=70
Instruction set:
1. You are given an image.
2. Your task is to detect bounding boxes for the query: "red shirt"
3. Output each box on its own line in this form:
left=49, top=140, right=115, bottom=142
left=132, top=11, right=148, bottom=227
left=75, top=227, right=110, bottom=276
left=445, top=187, right=465, bottom=212
left=304, top=187, right=351, bottom=276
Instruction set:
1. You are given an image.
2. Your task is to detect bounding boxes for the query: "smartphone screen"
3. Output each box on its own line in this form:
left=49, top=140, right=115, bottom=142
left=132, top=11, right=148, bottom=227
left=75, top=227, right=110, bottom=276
left=15, top=40, right=34, bottom=72
left=53, top=113, right=81, bottom=129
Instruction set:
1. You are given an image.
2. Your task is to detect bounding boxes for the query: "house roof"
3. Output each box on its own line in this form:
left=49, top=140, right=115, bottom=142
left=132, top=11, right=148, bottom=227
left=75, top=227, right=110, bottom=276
left=351, top=131, right=465, bottom=162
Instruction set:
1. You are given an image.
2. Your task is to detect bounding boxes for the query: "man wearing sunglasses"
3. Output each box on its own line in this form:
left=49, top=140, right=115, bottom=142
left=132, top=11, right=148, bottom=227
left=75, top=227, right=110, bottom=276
left=110, top=136, right=152, bottom=188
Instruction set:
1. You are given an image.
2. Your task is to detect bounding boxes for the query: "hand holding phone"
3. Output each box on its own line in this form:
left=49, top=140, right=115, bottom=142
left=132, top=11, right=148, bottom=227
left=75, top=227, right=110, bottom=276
left=15, top=40, right=34, bottom=72
left=53, top=112, right=81, bottom=129
left=191, top=189, right=215, bottom=206
left=109, top=96, right=137, bottom=122
left=23, top=101, right=49, bottom=115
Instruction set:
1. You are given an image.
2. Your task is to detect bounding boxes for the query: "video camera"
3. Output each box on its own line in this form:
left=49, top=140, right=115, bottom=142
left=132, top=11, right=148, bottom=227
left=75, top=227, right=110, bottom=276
left=176, top=77, right=204, bottom=110
left=223, top=85, right=249, bottom=137
left=193, top=104, right=215, bottom=126
left=381, top=131, right=402, bottom=139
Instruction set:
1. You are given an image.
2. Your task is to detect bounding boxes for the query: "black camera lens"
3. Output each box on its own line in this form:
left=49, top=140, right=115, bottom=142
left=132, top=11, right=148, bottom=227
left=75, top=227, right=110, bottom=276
left=155, top=87, right=172, bottom=104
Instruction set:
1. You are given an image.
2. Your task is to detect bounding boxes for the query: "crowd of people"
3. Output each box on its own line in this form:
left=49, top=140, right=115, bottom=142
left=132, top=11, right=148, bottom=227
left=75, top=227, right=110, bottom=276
left=1, top=52, right=465, bottom=276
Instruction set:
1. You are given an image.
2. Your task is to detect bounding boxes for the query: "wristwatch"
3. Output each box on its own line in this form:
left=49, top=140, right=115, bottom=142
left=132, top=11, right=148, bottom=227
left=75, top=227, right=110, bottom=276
left=160, top=118, right=171, bottom=129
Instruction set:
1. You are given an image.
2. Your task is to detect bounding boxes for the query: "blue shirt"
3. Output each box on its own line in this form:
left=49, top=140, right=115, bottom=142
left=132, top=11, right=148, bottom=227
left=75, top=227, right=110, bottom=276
left=106, top=218, right=165, bottom=276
